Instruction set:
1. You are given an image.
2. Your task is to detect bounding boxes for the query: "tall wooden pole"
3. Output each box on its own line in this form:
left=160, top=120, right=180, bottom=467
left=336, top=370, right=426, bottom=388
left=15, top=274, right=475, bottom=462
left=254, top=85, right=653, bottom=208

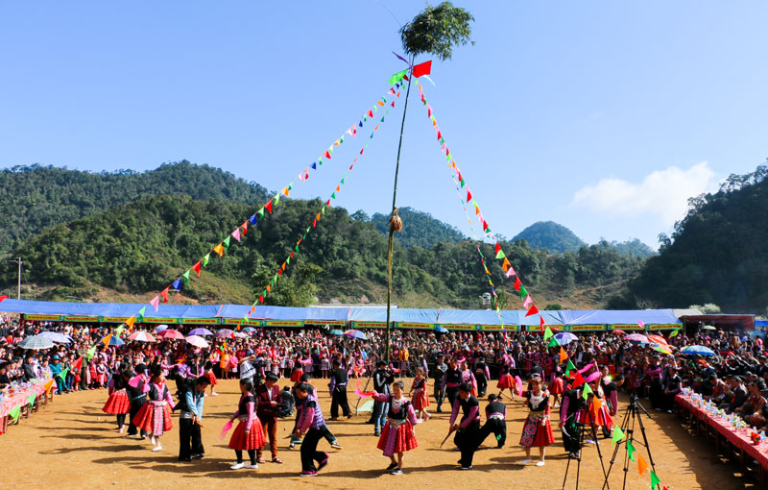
left=385, top=69, right=413, bottom=363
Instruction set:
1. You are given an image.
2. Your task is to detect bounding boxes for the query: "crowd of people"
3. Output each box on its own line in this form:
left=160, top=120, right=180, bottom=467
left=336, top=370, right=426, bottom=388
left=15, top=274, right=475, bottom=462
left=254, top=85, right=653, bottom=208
left=1, top=311, right=766, bottom=475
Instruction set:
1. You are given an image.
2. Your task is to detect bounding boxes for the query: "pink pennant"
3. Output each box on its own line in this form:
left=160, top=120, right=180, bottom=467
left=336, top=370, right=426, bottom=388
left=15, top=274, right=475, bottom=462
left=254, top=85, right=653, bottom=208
left=523, top=294, right=533, bottom=309
left=231, top=228, right=241, bottom=242
left=150, top=296, right=160, bottom=311
left=505, top=267, right=516, bottom=278
left=638, top=320, right=645, bottom=329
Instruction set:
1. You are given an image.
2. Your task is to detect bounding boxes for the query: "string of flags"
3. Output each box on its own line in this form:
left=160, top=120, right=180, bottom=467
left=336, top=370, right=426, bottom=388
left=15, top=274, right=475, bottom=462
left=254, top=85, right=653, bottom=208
left=242, top=88, right=400, bottom=323
left=417, top=82, right=545, bottom=331
left=106, top=85, right=402, bottom=336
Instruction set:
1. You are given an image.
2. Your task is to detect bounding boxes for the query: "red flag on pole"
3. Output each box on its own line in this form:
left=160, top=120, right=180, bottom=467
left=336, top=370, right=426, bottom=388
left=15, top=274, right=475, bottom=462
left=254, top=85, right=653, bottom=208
left=413, top=60, right=432, bottom=78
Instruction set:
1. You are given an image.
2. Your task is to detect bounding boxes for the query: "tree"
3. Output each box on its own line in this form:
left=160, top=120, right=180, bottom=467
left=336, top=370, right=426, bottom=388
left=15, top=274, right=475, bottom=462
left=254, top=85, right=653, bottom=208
left=383, top=1, right=475, bottom=362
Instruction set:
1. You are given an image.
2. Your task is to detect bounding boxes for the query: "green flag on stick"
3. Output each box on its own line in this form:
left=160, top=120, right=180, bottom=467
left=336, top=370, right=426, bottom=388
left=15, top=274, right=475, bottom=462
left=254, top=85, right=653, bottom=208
left=8, top=405, right=21, bottom=423
left=543, top=327, right=554, bottom=341
left=611, top=426, right=625, bottom=445
left=27, top=394, right=36, bottom=407
left=627, top=440, right=636, bottom=461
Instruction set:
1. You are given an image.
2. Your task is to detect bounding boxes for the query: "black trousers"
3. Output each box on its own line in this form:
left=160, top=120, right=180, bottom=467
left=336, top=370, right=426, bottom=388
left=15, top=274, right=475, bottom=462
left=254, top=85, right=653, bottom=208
left=478, top=418, right=506, bottom=447
left=562, top=419, right=581, bottom=454
left=446, top=386, right=459, bottom=409
left=477, top=376, right=488, bottom=398
left=300, top=426, right=328, bottom=472
left=178, top=418, right=204, bottom=461
left=128, top=399, right=148, bottom=437
left=454, top=420, right=480, bottom=467
left=331, top=388, right=351, bottom=418
left=434, top=383, right=445, bottom=411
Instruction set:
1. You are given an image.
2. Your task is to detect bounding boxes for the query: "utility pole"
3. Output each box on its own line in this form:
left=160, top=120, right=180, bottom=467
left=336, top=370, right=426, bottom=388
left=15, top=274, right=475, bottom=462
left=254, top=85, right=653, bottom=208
left=16, top=257, right=21, bottom=299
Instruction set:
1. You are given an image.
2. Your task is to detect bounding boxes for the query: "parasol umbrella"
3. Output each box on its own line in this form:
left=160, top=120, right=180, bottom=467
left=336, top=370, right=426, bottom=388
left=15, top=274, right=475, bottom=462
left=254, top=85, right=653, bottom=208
left=186, top=335, right=210, bottom=349
left=681, top=345, right=716, bottom=356
left=216, top=329, right=236, bottom=339
left=652, top=344, right=673, bottom=355
left=127, top=331, right=156, bottom=342
left=109, top=336, right=126, bottom=346
left=188, top=328, right=213, bottom=336
left=344, top=329, right=368, bottom=340
left=647, top=334, right=669, bottom=345
left=18, top=335, right=55, bottom=350
left=625, top=333, right=649, bottom=343
left=158, top=329, right=185, bottom=340
left=38, top=331, right=72, bottom=344
left=233, top=331, right=247, bottom=338
left=329, top=329, right=344, bottom=336
left=612, top=330, right=626, bottom=335
left=701, top=325, right=717, bottom=331
left=435, top=326, right=449, bottom=333
left=241, top=327, right=257, bottom=333
left=155, top=324, right=169, bottom=333
left=554, top=332, right=578, bottom=345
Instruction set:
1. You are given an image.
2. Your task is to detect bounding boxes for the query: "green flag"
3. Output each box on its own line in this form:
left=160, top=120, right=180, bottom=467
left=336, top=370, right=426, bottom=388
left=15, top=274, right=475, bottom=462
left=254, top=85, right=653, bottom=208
left=547, top=337, right=559, bottom=349
left=223, top=236, right=231, bottom=249
left=565, top=360, right=576, bottom=376
left=650, top=470, right=661, bottom=488
left=627, top=440, right=636, bottom=461
left=543, top=327, right=554, bottom=341
left=582, top=383, right=593, bottom=399
left=183, top=270, right=191, bottom=283
left=115, top=325, right=123, bottom=337
left=331, top=192, right=336, bottom=199
left=274, top=194, right=281, bottom=205
left=286, top=256, right=291, bottom=265
left=495, top=250, right=506, bottom=259
left=258, top=207, right=265, bottom=218
left=87, top=346, right=97, bottom=361
left=137, top=306, right=146, bottom=320
left=57, top=367, right=69, bottom=380
left=519, top=285, right=528, bottom=300
left=8, top=405, right=21, bottom=423
left=670, top=328, right=679, bottom=338
left=27, top=394, right=36, bottom=407
left=295, top=245, right=299, bottom=252
left=388, top=69, right=407, bottom=85
left=203, top=253, right=210, bottom=267
left=611, top=426, right=625, bottom=445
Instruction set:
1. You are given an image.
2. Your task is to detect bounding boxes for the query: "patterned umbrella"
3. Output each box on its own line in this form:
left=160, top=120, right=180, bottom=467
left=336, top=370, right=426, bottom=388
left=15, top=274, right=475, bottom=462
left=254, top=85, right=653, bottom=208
left=241, top=327, right=257, bottom=333
left=158, top=329, right=185, bottom=340
left=185, top=335, right=210, bottom=349
left=18, top=335, right=55, bottom=350
left=109, top=336, right=126, bottom=346
left=625, top=334, right=650, bottom=343
left=329, top=329, right=345, bottom=336
left=344, top=329, right=367, bottom=340
left=215, top=329, right=236, bottom=339
left=155, top=324, right=169, bottom=333
left=38, top=331, right=72, bottom=343
left=435, top=326, right=449, bottom=333
left=680, top=345, right=716, bottom=356
left=127, top=331, right=156, bottom=342
left=554, top=332, right=578, bottom=345
left=188, top=328, right=213, bottom=336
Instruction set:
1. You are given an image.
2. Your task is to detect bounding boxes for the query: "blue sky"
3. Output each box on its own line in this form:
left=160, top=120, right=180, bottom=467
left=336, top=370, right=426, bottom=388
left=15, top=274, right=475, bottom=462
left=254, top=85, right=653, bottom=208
left=1, top=1, right=766, bottom=247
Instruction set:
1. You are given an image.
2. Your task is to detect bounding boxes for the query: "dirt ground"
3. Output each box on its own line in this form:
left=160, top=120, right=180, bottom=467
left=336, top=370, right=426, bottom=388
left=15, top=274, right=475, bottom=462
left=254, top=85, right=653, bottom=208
left=0, top=379, right=756, bottom=490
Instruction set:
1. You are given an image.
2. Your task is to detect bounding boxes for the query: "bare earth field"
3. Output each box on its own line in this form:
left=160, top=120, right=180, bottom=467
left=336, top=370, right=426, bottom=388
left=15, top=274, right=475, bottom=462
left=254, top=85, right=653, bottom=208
left=0, top=379, right=754, bottom=490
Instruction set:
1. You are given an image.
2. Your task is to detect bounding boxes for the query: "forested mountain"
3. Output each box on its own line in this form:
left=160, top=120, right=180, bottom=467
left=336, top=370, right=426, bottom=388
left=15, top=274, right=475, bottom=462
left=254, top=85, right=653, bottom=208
left=0, top=196, right=645, bottom=308
left=0, top=162, right=270, bottom=254
left=513, top=221, right=586, bottom=253
left=370, top=207, right=466, bottom=248
left=609, top=162, right=768, bottom=313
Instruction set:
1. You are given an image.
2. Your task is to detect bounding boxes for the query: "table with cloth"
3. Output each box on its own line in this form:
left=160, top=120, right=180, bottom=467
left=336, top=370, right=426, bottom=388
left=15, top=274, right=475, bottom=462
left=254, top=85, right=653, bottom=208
left=0, top=378, right=52, bottom=435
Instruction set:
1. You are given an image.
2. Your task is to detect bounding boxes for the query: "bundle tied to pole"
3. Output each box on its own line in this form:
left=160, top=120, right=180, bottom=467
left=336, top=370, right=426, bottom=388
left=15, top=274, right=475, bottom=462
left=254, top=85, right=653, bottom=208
left=389, top=207, right=403, bottom=232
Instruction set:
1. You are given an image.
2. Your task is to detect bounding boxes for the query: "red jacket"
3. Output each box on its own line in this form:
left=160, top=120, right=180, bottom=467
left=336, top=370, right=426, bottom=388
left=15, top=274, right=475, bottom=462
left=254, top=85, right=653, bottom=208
left=255, top=383, right=282, bottom=422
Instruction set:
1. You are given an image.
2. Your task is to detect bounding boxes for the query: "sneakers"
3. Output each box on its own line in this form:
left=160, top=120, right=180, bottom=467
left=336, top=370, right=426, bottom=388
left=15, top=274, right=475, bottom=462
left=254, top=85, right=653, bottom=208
left=244, top=464, right=259, bottom=469
left=520, top=459, right=531, bottom=466
left=152, top=445, right=163, bottom=452
left=374, top=431, right=381, bottom=437
left=118, top=426, right=124, bottom=434
left=385, top=462, right=398, bottom=473
left=535, top=461, right=546, bottom=467
left=211, top=392, right=219, bottom=396
left=230, top=462, right=245, bottom=470
left=460, top=465, right=473, bottom=470
left=191, top=453, right=204, bottom=460
left=300, top=471, right=317, bottom=477
left=392, top=469, right=403, bottom=475
left=330, top=442, right=342, bottom=450
left=317, top=453, right=330, bottom=472
left=150, top=436, right=157, bottom=446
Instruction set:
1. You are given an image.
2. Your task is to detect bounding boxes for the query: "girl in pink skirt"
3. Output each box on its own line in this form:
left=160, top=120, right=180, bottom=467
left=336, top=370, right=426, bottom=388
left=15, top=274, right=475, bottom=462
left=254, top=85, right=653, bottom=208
left=373, top=381, right=420, bottom=475
left=228, top=379, right=266, bottom=470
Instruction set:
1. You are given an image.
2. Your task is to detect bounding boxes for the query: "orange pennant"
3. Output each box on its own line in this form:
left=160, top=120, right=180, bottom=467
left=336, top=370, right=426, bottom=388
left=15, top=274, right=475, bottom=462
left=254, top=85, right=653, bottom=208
left=44, top=379, right=55, bottom=394
left=125, top=316, right=136, bottom=329
left=213, top=243, right=224, bottom=257
left=637, top=454, right=649, bottom=475
left=502, top=257, right=511, bottom=272
left=559, top=347, right=568, bottom=363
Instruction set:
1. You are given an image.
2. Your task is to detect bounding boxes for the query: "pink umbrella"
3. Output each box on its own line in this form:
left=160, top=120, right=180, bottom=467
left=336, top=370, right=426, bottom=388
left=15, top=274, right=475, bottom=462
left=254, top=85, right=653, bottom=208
left=612, top=329, right=626, bottom=335
left=158, top=329, right=185, bottom=340
left=215, top=329, right=236, bottom=339
left=647, top=334, right=668, bottom=345
left=127, top=331, right=156, bottom=342
left=185, top=335, right=210, bottom=349
left=625, top=333, right=650, bottom=343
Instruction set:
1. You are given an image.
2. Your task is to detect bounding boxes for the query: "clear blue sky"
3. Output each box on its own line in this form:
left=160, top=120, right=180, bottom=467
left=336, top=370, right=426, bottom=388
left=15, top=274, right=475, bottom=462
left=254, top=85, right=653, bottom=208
left=2, top=1, right=766, bottom=247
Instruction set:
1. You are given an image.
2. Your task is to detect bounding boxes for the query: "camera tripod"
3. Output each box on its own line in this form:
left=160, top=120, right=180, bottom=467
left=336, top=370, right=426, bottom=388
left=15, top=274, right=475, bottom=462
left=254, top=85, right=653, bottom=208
left=601, top=395, right=656, bottom=490
left=562, top=414, right=610, bottom=490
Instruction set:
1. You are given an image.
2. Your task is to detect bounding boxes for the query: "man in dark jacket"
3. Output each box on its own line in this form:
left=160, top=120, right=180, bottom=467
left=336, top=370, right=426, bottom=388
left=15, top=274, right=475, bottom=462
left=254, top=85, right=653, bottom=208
left=255, top=373, right=283, bottom=464
left=329, top=360, right=352, bottom=420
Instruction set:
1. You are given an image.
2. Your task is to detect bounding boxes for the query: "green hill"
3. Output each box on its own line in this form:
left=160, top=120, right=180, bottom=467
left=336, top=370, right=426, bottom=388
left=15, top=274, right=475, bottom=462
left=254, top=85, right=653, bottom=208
left=0, top=161, right=271, bottom=254
left=513, top=221, right=586, bottom=253
left=609, top=162, right=768, bottom=312
left=370, top=207, right=466, bottom=248
left=0, top=195, right=646, bottom=309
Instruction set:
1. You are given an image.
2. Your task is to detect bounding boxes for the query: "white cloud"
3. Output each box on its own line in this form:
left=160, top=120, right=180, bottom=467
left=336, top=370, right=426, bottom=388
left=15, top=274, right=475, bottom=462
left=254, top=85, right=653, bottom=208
left=572, top=162, right=718, bottom=226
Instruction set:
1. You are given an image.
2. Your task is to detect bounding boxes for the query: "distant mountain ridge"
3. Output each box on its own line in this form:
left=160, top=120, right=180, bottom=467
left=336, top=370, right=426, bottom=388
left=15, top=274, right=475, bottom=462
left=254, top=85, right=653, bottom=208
left=0, top=161, right=271, bottom=254
left=513, top=221, right=586, bottom=253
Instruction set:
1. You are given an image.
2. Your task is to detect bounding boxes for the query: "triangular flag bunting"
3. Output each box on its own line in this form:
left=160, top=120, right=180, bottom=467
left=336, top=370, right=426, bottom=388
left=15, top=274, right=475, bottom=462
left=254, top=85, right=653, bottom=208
left=193, top=261, right=201, bottom=276
left=525, top=304, right=539, bottom=317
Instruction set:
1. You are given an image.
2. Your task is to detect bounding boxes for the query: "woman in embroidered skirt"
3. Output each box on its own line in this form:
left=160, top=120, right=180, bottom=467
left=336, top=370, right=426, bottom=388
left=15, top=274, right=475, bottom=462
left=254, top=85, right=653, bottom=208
left=409, top=368, right=430, bottom=421
left=228, top=379, right=266, bottom=470
left=132, top=365, right=174, bottom=452
left=102, top=364, right=131, bottom=433
left=374, top=381, right=420, bottom=475
left=497, top=351, right=516, bottom=401
left=519, top=375, right=554, bottom=466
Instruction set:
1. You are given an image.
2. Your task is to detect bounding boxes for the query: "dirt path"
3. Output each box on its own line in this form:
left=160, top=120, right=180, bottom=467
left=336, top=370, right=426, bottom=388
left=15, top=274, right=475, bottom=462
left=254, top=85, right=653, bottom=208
left=0, top=379, right=754, bottom=489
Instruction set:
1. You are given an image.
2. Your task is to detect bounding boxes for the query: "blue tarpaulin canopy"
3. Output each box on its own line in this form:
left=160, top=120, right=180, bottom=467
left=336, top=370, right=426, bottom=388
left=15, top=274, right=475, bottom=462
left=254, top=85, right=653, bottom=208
left=0, top=299, right=682, bottom=328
